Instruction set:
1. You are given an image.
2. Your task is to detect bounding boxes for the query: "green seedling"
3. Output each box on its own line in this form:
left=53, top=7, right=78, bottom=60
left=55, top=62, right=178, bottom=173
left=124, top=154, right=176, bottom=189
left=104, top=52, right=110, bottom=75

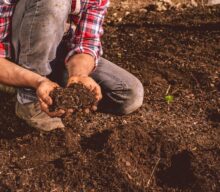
left=165, top=95, right=174, bottom=104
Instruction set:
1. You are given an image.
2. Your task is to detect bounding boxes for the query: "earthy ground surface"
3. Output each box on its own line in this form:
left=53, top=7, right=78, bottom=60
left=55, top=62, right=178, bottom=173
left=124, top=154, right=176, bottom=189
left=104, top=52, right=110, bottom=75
left=110, top=0, right=212, bottom=10
left=0, top=5, right=220, bottom=192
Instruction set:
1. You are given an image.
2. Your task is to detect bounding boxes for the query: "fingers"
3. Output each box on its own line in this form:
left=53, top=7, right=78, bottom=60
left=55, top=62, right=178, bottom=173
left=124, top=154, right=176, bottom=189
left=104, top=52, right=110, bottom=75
left=65, top=108, right=75, bottom=118
left=84, top=108, right=90, bottom=114
left=39, top=99, right=65, bottom=117
left=37, top=90, right=53, bottom=106
left=43, top=95, right=53, bottom=106
left=36, top=80, right=59, bottom=106
left=91, top=105, right=98, bottom=111
left=48, top=109, right=65, bottom=117
left=39, top=98, right=48, bottom=112
left=92, top=85, right=102, bottom=101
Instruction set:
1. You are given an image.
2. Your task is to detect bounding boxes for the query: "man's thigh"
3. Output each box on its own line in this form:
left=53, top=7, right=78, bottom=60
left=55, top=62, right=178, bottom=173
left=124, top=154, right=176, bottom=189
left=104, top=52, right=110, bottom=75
left=12, top=0, right=71, bottom=75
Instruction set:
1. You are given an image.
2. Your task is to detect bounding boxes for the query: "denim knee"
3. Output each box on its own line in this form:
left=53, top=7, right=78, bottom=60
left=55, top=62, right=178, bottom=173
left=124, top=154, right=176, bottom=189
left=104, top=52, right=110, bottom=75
left=118, top=78, right=144, bottom=115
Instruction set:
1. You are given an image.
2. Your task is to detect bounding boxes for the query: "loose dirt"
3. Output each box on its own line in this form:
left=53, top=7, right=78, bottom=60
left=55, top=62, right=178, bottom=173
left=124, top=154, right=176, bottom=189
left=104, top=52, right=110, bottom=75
left=49, top=83, right=96, bottom=112
left=0, top=5, right=219, bottom=192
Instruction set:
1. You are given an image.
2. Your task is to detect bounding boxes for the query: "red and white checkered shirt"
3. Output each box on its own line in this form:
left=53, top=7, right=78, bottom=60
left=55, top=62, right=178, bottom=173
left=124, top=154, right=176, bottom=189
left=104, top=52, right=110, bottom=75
left=0, top=0, right=109, bottom=63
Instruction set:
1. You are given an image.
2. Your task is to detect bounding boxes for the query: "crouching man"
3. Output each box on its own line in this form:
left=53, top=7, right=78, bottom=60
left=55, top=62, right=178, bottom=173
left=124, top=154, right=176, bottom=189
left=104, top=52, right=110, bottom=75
left=0, top=0, right=144, bottom=131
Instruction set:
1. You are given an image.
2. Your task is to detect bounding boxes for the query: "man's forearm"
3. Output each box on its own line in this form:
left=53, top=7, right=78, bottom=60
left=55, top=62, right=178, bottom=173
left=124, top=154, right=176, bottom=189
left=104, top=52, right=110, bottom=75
left=66, top=53, right=95, bottom=77
left=0, top=58, right=46, bottom=89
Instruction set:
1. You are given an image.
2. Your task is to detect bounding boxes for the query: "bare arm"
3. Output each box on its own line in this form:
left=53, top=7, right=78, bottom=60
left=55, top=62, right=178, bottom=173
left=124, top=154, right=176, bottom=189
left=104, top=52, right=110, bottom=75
left=66, top=53, right=95, bottom=77
left=0, top=58, right=64, bottom=117
left=0, top=58, right=45, bottom=88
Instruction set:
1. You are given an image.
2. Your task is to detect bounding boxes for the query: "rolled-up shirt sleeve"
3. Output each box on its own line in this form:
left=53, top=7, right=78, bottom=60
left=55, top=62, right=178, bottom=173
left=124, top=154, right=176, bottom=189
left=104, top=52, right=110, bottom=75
left=0, top=2, right=15, bottom=58
left=66, top=0, right=109, bottom=65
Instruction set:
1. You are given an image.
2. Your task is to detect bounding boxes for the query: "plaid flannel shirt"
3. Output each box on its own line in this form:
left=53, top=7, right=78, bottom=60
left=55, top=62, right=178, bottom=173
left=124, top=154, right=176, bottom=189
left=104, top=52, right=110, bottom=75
left=0, top=0, right=109, bottom=64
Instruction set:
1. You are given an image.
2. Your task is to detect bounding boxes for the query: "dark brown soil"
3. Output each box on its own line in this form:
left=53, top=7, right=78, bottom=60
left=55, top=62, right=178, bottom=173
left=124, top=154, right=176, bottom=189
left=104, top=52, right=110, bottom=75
left=0, top=5, right=219, bottom=192
left=49, top=83, right=96, bottom=112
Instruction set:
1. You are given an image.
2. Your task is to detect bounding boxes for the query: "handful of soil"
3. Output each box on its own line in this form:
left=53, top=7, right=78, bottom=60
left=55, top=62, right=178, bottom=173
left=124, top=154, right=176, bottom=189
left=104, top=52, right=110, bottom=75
left=49, top=83, right=96, bottom=113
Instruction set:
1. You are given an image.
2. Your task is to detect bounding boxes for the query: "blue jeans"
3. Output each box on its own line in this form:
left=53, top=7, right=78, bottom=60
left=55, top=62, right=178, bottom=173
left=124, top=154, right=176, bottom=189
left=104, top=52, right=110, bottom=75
left=12, top=0, right=144, bottom=115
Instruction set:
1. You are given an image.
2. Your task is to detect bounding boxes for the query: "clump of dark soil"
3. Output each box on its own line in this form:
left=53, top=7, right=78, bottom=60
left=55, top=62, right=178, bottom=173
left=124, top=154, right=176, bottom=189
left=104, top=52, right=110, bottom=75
left=49, top=83, right=96, bottom=112
left=0, top=5, right=220, bottom=192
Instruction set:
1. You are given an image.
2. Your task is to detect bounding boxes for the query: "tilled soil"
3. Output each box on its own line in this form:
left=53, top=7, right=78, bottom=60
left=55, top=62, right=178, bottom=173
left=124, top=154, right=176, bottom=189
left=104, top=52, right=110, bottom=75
left=0, top=5, right=219, bottom=192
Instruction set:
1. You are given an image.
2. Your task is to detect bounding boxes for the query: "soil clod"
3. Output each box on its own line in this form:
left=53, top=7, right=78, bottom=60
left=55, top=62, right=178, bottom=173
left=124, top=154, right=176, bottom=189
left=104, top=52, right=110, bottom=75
left=49, top=83, right=96, bottom=113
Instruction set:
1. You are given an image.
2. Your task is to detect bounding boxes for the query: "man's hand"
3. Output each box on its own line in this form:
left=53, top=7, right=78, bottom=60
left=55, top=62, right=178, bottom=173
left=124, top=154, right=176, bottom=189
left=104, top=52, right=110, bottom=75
left=36, top=78, right=65, bottom=117
left=66, top=53, right=102, bottom=113
left=67, top=76, right=102, bottom=111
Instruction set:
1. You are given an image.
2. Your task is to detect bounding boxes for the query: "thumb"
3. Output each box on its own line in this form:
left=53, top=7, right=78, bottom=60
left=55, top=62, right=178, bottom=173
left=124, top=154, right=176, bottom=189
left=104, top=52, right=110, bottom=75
left=38, top=91, right=52, bottom=106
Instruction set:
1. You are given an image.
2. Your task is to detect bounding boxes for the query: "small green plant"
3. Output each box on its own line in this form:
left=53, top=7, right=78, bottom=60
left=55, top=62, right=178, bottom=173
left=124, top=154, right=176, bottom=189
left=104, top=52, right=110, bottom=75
left=165, top=95, right=174, bottom=104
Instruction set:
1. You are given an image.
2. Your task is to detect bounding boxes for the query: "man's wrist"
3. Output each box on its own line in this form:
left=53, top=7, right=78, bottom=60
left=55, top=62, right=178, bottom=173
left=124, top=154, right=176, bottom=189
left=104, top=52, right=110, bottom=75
left=33, top=76, right=48, bottom=89
left=66, top=53, right=95, bottom=77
